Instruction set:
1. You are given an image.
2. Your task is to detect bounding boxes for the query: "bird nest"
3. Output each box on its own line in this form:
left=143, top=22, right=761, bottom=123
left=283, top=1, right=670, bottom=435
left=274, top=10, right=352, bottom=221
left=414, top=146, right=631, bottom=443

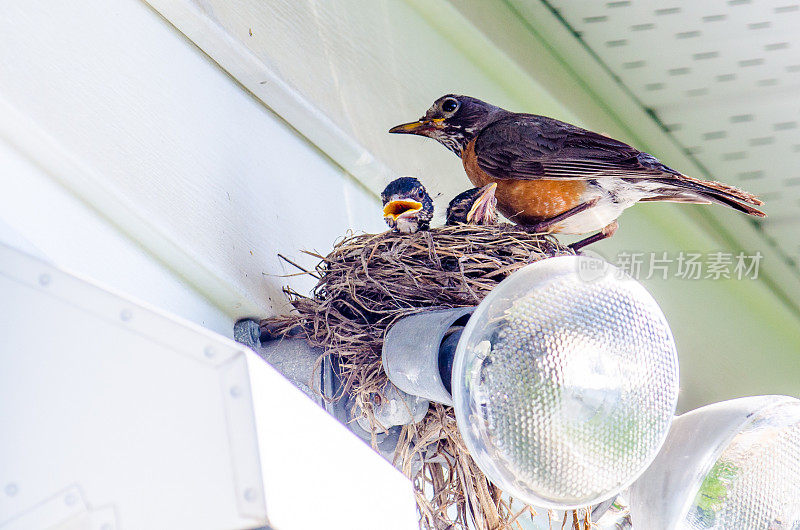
left=261, top=224, right=576, bottom=529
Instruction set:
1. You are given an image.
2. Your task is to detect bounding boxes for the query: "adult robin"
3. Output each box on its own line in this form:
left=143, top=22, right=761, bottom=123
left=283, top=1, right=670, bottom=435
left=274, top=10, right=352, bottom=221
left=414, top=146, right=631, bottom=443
left=445, top=183, right=498, bottom=226
left=390, top=95, right=765, bottom=249
left=381, top=176, right=434, bottom=234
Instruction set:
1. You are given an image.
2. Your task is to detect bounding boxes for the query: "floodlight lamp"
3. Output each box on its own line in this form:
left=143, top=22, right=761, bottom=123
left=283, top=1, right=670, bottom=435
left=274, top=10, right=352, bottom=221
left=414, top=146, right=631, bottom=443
left=384, top=255, right=680, bottom=510
left=627, top=395, right=800, bottom=529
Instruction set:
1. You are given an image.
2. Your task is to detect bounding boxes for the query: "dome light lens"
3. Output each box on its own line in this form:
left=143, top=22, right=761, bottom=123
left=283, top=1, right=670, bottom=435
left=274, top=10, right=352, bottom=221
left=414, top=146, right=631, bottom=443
left=452, top=256, right=679, bottom=509
left=683, top=399, right=800, bottom=529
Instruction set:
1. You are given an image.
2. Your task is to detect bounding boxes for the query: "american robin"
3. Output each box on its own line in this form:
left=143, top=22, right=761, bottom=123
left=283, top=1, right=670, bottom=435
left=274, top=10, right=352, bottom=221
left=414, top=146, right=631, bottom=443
left=381, top=177, right=434, bottom=234
left=390, top=95, right=765, bottom=249
left=445, top=183, right=498, bottom=226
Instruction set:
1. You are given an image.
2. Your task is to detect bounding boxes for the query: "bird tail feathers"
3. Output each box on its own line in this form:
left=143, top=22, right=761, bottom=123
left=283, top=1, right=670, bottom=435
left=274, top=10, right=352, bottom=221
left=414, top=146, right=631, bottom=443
left=651, top=175, right=766, bottom=217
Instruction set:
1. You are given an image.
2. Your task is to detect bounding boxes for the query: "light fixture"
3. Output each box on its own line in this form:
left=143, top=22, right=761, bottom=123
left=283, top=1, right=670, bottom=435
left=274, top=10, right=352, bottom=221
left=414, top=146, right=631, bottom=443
left=627, top=395, right=800, bottom=529
left=383, top=255, right=680, bottom=510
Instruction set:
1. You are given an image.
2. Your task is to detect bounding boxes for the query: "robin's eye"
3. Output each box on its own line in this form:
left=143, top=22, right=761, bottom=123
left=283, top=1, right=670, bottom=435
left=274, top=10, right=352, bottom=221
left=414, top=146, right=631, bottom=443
left=442, top=98, right=459, bottom=113
left=416, top=189, right=424, bottom=199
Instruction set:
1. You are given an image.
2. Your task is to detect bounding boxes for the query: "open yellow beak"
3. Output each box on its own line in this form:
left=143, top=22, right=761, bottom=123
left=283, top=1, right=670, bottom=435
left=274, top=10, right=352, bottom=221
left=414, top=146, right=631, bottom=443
left=383, top=199, right=423, bottom=220
left=388, top=118, right=444, bottom=135
left=466, top=183, right=498, bottom=224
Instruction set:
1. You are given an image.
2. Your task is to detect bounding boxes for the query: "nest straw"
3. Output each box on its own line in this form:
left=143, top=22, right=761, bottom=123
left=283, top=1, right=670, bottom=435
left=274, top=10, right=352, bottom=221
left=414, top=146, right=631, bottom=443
left=261, top=224, right=575, bottom=529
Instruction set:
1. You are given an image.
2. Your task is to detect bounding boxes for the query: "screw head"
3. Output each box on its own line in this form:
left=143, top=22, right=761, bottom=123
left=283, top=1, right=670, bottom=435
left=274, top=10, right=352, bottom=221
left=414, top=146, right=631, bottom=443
left=244, top=488, right=258, bottom=502
left=64, top=492, right=78, bottom=506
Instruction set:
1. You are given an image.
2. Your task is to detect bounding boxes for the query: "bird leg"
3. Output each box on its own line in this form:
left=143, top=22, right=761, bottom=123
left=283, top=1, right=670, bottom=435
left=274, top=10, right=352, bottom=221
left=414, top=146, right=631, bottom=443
left=520, top=198, right=601, bottom=234
left=569, top=221, right=619, bottom=252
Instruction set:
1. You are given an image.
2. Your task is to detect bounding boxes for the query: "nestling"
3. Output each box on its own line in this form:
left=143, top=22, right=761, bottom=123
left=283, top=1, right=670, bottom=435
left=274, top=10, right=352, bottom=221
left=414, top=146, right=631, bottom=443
left=381, top=177, right=434, bottom=234
left=445, top=183, right=498, bottom=226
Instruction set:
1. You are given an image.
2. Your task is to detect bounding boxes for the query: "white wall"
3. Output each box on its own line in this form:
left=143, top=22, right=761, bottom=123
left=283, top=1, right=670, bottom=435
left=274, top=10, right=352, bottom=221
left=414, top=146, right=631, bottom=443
left=0, top=140, right=233, bottom=335
left=0, top=0, right=384, bottom=332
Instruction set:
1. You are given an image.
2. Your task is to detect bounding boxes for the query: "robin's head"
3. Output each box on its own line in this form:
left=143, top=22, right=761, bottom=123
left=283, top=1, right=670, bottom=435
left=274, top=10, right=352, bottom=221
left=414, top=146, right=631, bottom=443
left=389, top=95, right=506, bottom=156
left=445, top=183, right=498, bottom=226
left=381, top=177, right=434, bottom=234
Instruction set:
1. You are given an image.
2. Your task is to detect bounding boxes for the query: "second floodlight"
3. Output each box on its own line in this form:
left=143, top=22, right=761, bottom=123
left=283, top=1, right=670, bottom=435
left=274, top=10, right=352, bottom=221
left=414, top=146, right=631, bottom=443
left=628, top=395, right=800, bottom=528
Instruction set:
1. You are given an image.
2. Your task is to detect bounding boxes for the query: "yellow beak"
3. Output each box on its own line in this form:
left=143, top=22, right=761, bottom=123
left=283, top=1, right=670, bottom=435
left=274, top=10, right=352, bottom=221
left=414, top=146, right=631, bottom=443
left=383, top=199, right=423, bottom=220
left=388, top=118, right=444, bottom=135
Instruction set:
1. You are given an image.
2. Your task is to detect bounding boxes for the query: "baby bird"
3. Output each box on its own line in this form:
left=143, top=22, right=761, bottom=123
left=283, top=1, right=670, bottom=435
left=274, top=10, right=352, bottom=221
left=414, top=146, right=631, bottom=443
left=381, top=177, right=434, bottom=234
left=446, top=183, right=498, bottom=226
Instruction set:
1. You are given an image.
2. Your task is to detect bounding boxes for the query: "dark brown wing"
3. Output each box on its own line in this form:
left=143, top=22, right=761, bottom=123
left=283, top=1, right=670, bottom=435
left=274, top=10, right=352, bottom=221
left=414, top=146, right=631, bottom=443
left=474, top=114, right=676, bottom=180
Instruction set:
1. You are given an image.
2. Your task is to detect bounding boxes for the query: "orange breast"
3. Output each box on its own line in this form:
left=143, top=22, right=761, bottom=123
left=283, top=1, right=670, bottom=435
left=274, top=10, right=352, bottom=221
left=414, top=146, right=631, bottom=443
left=461, top=138, right=586, bottom=225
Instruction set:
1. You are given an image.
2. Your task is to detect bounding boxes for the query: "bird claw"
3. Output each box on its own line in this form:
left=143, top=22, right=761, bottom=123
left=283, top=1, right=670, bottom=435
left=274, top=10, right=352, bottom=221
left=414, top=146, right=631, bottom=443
left=569, top=221, right=619, bottom=252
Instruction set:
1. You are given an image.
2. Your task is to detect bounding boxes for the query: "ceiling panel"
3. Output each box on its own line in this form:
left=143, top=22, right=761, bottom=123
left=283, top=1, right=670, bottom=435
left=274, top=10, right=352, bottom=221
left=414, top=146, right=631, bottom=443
left=543, top=0, right=800, bottom=266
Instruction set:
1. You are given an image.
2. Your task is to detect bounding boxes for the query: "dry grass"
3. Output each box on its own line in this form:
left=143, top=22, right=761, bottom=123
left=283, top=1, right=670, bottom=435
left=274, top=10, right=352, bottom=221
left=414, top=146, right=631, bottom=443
left=260, top=224, right=574, bottom=529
